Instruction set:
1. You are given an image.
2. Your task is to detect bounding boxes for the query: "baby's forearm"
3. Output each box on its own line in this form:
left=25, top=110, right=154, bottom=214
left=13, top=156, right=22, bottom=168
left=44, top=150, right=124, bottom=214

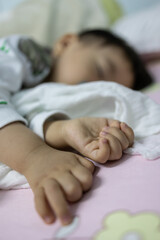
left=0, top=122, right=47, bottom=175
left=0, top=121, right=93, bottom=226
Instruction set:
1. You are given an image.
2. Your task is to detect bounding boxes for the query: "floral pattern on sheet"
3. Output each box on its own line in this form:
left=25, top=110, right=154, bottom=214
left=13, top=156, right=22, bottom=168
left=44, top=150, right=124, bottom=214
left=94, top=211, right=160, bottom=240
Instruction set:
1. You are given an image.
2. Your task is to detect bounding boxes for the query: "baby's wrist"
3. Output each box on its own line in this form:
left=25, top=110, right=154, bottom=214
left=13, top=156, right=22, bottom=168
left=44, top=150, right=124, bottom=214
left=44, top=120, right=68, bottom=148
left=22, top=144, right=58, bottom=190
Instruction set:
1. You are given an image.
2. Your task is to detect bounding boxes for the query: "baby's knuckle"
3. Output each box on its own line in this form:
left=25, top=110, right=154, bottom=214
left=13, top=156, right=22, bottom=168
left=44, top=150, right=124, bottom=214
left=123, top=141, right=129, bottom=150
left=52, top=182, right=60, bottom=192
left=114, top=151, right=123, bottom=160
left=67, top=185, right=82, bottom=201
left=87, top=161, right=95, bottom=172
left=129, top=131, right=134, bottom=145
left=67, top=184, right=80, bottom=196
left=101, top=118, right=108, bottom=126
left=128, top=126, right=133, bottom=133
left=99, top=157, right=107, bottom=164
left=131, top=131, right=135, bottom=140
left=69, top=158, right=79, bottom=169
left=82, top=172, right=93, bottom=188
left=112, top=127, right=120, bottom=134
left=44, top=178, right=59, bottom=192
left=115, top=120, right=120, bottom=124
left=112, top=120, right=120, bottom=128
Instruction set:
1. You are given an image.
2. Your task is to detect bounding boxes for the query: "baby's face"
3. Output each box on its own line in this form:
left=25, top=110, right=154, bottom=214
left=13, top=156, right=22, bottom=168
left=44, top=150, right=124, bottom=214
left=53, top=39, right=134, bottom=88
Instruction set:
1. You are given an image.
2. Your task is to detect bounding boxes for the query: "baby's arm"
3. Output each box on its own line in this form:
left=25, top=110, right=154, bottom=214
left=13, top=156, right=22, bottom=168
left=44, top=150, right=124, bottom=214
left=0, top=36, right=95, bottom=226
left=0, top=122, right=94, bottom=225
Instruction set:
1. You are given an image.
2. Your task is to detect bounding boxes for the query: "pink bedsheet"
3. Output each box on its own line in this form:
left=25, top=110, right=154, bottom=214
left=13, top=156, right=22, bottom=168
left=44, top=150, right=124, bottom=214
left=0, top=90, right=160, bottom=240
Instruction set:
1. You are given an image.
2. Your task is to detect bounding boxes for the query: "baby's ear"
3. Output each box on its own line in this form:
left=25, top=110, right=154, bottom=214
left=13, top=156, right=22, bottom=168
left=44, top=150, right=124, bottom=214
left=53, top=34, right=78, bottom=57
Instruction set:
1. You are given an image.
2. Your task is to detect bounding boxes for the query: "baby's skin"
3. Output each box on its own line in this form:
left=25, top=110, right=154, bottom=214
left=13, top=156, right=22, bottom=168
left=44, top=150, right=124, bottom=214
left=24, top=145, right=94, bottom=226
left=24, top=117, right=134, bottom=227
left=44, top=117, right=134, bottom=163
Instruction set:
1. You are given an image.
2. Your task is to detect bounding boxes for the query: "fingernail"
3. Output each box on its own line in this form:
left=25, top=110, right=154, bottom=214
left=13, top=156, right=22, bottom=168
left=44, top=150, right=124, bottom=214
left=44, top=216, right=54, bottom=224
left=102, top=138, right=108, bottom=144
left=103, top=126, right=110, bottom=131
left=62, top=215, right=73, bottom=225
left=122, top=123, right=128, bottom=128
left=101, top=131, right=108, bottom=136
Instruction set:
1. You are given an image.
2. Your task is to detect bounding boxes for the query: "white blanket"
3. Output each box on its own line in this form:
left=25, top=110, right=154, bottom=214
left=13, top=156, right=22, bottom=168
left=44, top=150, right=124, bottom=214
left=112, top=2, right=160, bottom=53
left=1, top=81, right=160, bottom=189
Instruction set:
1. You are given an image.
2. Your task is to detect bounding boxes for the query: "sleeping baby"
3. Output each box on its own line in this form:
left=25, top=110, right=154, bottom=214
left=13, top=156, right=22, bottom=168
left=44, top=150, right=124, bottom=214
left=0, top=29, right=152, bottom=226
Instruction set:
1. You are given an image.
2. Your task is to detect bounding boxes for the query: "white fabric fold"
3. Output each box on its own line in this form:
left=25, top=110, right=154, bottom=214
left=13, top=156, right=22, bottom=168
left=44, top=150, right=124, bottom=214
left=1, top=81, right=160, bottom=189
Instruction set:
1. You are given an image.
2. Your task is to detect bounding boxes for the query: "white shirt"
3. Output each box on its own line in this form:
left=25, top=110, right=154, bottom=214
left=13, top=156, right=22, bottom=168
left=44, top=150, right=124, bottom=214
left=0, top=35, right=69, bottom=136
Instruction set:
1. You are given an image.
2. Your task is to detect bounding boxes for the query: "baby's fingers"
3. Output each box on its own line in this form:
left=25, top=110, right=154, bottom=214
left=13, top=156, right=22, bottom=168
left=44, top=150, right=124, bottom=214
left=101, top=126, right=129, bottom=150
left=34, top=187, right=55, bottom=225
left=71, top=159, right=93, bottom=192
left=99, top=132, right=122, bottom=160
left=43, top=179, right=73, bottom=226
left=83, top=139, right=110, bottom=163
left=77, top=156, right=95, bottom=173
left=120, top=122, right=134, bottom=147
left=56, top=172, right=83, bottom=202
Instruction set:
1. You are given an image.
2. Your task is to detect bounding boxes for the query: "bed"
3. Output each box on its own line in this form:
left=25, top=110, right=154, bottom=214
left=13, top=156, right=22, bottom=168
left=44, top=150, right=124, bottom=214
left=0, top=67, right=160, bottom=240
left=0, top=1, right=160, bottom=240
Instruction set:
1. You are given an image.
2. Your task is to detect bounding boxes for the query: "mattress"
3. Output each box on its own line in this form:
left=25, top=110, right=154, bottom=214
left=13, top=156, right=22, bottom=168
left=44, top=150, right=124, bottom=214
left=0, top=84, right=160, bottom=240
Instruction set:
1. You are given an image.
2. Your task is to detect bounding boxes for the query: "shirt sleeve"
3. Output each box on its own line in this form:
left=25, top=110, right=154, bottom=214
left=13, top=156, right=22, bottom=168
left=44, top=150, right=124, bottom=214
left=0, top=35, right=69, bottom=136
left=0, top=35, right=52, bottom=129
left=0, top=37, right=28, bottom=128
left=29, top=110, right=71, bottom=140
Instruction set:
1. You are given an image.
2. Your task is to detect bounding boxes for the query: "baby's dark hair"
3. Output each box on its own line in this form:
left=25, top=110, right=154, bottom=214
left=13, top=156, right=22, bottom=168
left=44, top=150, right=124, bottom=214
left=78, top=29, right=153, bottom=90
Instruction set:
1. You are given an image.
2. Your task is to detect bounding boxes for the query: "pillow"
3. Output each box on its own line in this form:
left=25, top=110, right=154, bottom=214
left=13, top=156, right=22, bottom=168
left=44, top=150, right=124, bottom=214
left=48, top=0, right=109, bottom=45
left=99, top=0, right=124, bottom=25
left=141, top=83, right=160, bottom=94
left=116, top=0, right=160, bottom=15
left=0, top=0, right=26, bottom=13
left=111, top=3, right=160, bottom=54
left=99, top=0, right=160, bottom=25
left=0, top=0, right=108, bottom=47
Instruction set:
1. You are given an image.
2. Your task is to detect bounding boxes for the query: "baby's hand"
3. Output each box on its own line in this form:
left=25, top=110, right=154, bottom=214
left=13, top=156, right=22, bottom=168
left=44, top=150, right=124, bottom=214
left=99, top=119, right=134, bottom=161
left=44, top=117, right=134, bottom=164
left=23, top=145, right=95, bottom=226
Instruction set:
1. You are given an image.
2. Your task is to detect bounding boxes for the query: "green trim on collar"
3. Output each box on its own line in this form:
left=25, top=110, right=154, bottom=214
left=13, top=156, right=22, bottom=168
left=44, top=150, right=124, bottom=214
left=0, top=41, right=9, bottom=53
left=0, top=101, right=8, bottom=105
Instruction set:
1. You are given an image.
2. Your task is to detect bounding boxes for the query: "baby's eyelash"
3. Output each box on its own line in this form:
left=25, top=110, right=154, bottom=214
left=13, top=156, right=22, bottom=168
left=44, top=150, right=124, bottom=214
left=79, top=81, right=87, bottom=84
left=95, top=65, right=104, bottom=78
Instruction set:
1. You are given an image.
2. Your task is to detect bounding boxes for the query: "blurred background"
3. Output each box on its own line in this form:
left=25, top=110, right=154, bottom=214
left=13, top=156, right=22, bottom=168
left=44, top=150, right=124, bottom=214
left=0, top=0, right=160, bottom=88
left=0, top=0, right=159, bottom=53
